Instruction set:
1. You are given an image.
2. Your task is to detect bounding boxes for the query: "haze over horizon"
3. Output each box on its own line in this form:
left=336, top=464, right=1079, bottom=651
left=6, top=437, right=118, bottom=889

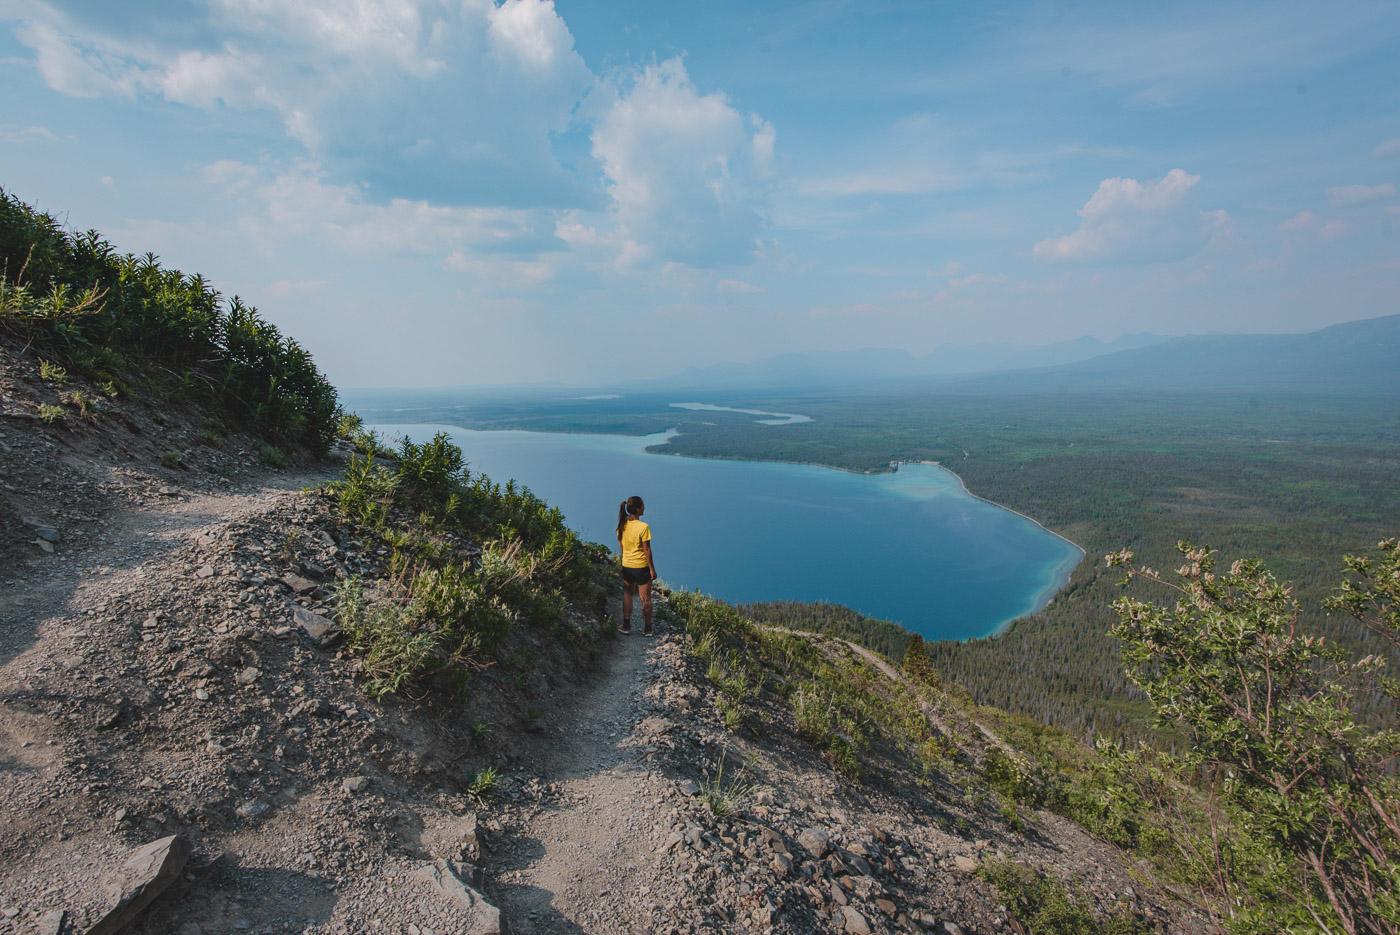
left=3, top=0, right=1398, bottom=388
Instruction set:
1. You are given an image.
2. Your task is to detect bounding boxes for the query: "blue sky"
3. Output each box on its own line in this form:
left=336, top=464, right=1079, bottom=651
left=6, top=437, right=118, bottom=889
left=2, top=0, right=1398, bottom=387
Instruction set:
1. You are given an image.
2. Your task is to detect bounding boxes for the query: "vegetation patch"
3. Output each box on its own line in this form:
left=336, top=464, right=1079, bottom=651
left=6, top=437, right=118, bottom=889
left=980, top=859, right=1153, bottom=935
left=1, top=189, right=337, bottom=454
left=323, top=430, right=612, bottom=699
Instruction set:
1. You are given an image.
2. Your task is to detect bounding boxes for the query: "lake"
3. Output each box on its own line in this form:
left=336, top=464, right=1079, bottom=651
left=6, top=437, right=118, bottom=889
left=369, top=423, right=1084, bottom=641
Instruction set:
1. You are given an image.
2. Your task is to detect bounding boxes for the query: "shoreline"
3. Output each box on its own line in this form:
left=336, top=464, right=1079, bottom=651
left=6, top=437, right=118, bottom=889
left=894, top=459, right=1088, bottom=639
left=374, top=419, right=1088, bottom=640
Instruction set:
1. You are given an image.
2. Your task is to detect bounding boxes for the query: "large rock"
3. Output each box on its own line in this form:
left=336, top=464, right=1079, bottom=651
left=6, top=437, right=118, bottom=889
left=840, top=906, right=871, bottom=934
left=87, top=834, right=191, bottom=935
left=412, top=860, right=509, bottom=935
left=797, top=827, right=830, bottom=859
left=22, top=517, right=59, bottom=542
left=292, top=606, right=341, bottom=648
left=421, top=813, right=481, bottom=861
left=281, top=574, right=318, bottom=595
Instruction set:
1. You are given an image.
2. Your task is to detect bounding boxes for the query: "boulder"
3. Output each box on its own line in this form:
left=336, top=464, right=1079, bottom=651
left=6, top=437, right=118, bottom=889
left=281, top=574, right=318, bottom=595
left=412, top=859, right=509, bottom=935
left=87, top=834, right=191, bottom=935
left=840, top=906, right=871, bottom=934
left=22, top=517, right=60, bottom=542
left=797, top=827, right=830, bottom=859
left=292, top=607, right=341, bottom=649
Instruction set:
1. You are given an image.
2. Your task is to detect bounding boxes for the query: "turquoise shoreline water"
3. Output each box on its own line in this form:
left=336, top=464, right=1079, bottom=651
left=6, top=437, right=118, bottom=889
left=369, top=423, right=1085, bottom=642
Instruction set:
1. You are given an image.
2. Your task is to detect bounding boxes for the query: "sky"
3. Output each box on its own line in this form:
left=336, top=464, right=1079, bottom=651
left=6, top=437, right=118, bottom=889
left=1, top=0, right=1398, bottom=388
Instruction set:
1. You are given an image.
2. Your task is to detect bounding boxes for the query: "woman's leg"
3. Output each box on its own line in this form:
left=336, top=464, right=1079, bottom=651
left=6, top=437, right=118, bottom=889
left=621, top=580, right=634, bottom=631
left=638, top=581, right=653, bottom=633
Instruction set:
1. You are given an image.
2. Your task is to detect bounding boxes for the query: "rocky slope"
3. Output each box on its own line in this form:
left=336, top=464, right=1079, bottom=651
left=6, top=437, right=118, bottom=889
left=0, top=343, right=1209, bottom=935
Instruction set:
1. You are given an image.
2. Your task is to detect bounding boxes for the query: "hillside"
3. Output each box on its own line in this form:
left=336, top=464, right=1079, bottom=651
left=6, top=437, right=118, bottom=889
left=0, top=338, right=1211, bottom=934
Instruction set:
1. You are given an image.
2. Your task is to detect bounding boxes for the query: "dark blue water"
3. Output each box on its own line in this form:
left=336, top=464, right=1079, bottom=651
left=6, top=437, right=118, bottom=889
left=370, top=423, right=1084, bottom=641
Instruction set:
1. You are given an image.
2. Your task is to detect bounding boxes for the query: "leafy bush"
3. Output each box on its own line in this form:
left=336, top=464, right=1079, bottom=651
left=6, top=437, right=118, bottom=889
left=0, top=189, right=337, bottom=453
left=324, top=432, right=611, bottom=699
left=980, top=859, right=1153, bottom=935
left=1105, top=541, right=1400, bottom=935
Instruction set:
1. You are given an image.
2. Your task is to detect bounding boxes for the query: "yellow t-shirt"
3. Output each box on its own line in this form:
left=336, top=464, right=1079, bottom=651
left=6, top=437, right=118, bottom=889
left=619, top=519, right=652, bottom=568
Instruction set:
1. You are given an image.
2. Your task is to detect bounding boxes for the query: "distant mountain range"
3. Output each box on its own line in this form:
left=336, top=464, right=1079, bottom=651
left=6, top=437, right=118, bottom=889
left=642, top=314, right=1400, bottom=394
left=655, top=332, right=1170, bottom=390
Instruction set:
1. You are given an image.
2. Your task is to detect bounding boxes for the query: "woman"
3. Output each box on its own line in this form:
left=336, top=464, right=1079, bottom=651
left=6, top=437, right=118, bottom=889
left=616, top=495, right=657, bottom=636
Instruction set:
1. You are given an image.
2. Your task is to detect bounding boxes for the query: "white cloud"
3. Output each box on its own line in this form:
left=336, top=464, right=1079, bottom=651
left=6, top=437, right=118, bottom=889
left=949, top=272, right=1009, bottom=289
left=7, top=2, right=781, bottom=271
left=1033, top=169, right=1224, bottom=264
left=1276, top=210, right=1347, bottom=242
left=0, top=124, right=60, bottom=144
left=8, top=0, right=597, bottom=207
left=207, top=160, right=559, bottom=258
left=716, top=279, right=761, bottom=295
left=591, top=58, right=773, bottom=266
left=1373, top=139, right=1400, bottom=158
left=1328, top=183, right=1397, bottom=206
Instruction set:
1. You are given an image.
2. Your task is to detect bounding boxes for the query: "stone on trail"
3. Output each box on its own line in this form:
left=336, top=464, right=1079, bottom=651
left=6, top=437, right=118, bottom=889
left=292, top=606, right=341, bottom=649
left=86, top=834, right=191, bottom=935
left=236, top=799, right=269, bottom=819
left=678, top=780, right=700, bottom=797
left=343, top=776, right=371, bottom=794
left=281, top=574, right=318, bottom=595
left=798, top=826, right=830, bottom=858
left=840, top=906, right=872, bottom=935
left=422, top=812, right=480, bottom=860
left=195, top=564, right=216, bottom=579
left=234, top=666, right=261, bottom=686
left=38, top=909, right=65, bottom=935
left=639, top=716, right=674, bottom=735
left=413, top=859, right=510, bottom=935
left=22, top=516, right=60, bottom=542
left=951, top=855, right=978, bottom=874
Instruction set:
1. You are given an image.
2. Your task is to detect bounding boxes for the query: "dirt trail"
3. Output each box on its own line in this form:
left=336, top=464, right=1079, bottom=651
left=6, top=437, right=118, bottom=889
left=488, top=627, right=676, bottom=934
left=0, top=466, right=337, bottom=665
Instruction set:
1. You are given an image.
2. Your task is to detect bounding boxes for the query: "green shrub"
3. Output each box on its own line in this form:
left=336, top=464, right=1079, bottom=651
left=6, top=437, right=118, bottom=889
left=464, top=766, right=502, bottom=805
left=980, top=859, right=1152, bottom=935
left=1105, top=541, right=1400, bottom=934
left=323, top=433, right=612, bottom=699
left=334, top=578, right=437, bottom=700
left=38, top=358, right=65, bottom=384
left=0, top=189, right=338, bottom=454
left=260, top=446, right=290, bottom=468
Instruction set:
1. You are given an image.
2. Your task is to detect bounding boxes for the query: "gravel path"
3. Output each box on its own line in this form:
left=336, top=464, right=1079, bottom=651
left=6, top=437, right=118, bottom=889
left=488, top=631, right=671, bottom=933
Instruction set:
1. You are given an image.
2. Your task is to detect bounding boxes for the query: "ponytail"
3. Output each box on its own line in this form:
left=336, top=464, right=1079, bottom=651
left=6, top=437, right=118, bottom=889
left=617, top=495, right=644, bottom=541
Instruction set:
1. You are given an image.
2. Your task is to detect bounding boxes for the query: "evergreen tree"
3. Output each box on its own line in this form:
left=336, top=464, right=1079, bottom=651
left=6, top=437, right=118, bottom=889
left=903, top=633, right=931, bottom=681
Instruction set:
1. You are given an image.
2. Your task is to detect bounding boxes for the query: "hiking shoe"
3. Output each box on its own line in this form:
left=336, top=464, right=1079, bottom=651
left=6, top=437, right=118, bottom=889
left=620, top=624, right=632, bottom=635
left=644, top=626, right=653, bottom=636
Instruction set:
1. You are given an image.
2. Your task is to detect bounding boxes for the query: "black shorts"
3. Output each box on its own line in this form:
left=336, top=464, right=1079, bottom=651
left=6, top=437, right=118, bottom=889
left=621, top=566, right=653, bottom=586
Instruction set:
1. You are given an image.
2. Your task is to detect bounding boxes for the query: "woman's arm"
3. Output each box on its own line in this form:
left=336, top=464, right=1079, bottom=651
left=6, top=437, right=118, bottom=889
left=643, top=540, right=656, bottom=580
